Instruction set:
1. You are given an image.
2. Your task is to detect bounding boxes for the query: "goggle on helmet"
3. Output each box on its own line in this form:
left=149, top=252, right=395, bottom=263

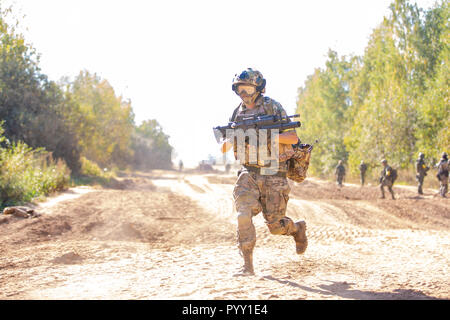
left=232, top=68, right=266, bottom=95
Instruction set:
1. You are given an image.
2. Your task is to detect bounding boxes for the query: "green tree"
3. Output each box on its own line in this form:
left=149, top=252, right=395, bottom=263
left=416, top=1, right=449, bottom=159
left=0, top=6, right=80, bottom=172
left=67, top=70, right=135, bottom=168
left=296, top=50, right=355, bottom=176
left=298, top=0, right=448, bottom=179
left=132, top=119, right=173, bottom=170
left=345, top=0, right=444, bottom=171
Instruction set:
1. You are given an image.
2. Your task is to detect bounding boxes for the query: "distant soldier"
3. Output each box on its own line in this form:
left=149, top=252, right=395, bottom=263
left=335, top=160, right=346, bottom=187
left=436, top=152, right=448, bottom=198
left=379, top=159, right=396, bottom=200
left=415, top=152, right=429, bottom=195
left=359, top=160, right=368, bottom=186
left=178, top=160, right=184, bottom=172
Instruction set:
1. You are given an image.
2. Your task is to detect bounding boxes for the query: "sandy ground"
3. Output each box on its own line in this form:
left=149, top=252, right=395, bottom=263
left=0, top=169, right=449, bottom=300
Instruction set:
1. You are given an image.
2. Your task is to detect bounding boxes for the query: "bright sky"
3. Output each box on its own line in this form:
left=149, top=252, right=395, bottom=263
left=7, top=0, right=436, bottom=167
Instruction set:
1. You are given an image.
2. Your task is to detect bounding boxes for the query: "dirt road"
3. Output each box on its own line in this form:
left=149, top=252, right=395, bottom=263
left=0, top=169, right=449, bottom=300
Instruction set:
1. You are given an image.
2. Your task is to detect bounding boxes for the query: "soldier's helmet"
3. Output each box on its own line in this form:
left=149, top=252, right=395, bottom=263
left=381, top=159, right=387, bottom=164
left=232, top=68, right=266, bottom=94
left=442, top=152, right=448, bottom=159
left=419, top=152, right=424, bottom=159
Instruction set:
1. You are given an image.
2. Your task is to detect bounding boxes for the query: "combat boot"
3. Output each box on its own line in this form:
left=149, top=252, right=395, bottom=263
left=293, top=221, right=308, bottom=254
left=235, top=241, right=255, bottom=276
left=418, top=186, right=423, bottom=195
left=241, top=249, right=254, bottom=275
left=233, top=249, right=254, bottom=276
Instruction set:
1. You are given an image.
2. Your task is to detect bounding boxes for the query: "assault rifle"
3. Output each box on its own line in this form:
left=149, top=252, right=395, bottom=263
left=213, top=114, right=301, bottom=143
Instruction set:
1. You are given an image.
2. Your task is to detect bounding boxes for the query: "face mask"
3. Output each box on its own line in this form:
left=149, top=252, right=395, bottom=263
left=239, top=92, right=258, bottom=105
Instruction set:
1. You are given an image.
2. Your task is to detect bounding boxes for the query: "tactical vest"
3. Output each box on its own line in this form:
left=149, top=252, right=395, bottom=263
left=229, top=96, right=293, bottom=168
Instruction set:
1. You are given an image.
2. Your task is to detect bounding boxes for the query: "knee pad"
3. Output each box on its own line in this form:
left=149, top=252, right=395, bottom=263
left=266, top=219, right=287, bottom=235
left=267, top=224, right=285, bottom=235
left=237, top=211, right=252, bottom=227
left=267, top=217, right=296, bottom=235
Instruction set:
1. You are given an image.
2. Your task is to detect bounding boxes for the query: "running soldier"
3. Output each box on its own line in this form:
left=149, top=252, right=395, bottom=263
left=220, top=68, right=307, bottom=275
left=436, top=152, right=448, bottom=198
left=379, top=159, right=396, bottom=200
left=359, top=160, right=367, bottom=186
left=335, top=160, right=346, bottom=187
left=415, top=152, right=429, bottom=195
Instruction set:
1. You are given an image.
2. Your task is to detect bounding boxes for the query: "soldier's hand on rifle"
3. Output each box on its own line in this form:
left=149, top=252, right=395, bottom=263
left=277, top=131, right=299, bottom=145
left=221, top=138, right=233, bottom=153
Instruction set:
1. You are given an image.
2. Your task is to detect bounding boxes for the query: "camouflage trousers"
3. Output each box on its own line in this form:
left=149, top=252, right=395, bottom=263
left=416, top=174, right=425, bottom=194
left=336, top=175, right=344, bottom=186
left=439, top=175, right=448, bottom=197
left=380, top=178, right=395, bottom=199
left=360, top=173, right=366, bottom=186
left=233, top=170, right=297, bottom=253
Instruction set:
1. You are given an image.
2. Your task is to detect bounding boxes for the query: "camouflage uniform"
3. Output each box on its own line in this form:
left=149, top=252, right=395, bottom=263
left=359, top=162, right=367, bottom=186
left=335, top=162, right=345, bottom=186
left=380, top=162, right=395, bottom=200
left=437, top=153, right=448, bottom=197
left=415, top=154, right=429, bottom=195
left=230, top=94, right=306, bottom=274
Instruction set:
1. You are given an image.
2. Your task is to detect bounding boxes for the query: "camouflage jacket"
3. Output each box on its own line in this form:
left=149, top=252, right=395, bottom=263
left=416, top=159, right=429, bottom=176
left=380, top=165, right=394, bottom=182
left=437, top=159, right=449, bottom=177
left=335, top=164, right=346, bottom=176
left=229, top=95, right=295, bottom=171
left=359, top=163, right=367, bottom=173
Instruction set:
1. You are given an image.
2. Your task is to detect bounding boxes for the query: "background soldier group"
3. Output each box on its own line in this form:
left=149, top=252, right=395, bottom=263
left=334, top=152, right=448, bottom=199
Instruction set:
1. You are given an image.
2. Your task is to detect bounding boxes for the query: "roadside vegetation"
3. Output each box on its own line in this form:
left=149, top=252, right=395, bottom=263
left=0, top=5, right=173, bottom=208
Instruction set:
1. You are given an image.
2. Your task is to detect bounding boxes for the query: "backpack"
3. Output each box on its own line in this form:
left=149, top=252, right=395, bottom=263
left=390, top=168, right=398, bottom=183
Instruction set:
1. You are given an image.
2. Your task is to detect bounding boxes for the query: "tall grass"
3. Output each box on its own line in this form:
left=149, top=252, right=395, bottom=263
left=70, top=156, right=116, bottom=187
left=0, top=123, right=70, bottom=207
